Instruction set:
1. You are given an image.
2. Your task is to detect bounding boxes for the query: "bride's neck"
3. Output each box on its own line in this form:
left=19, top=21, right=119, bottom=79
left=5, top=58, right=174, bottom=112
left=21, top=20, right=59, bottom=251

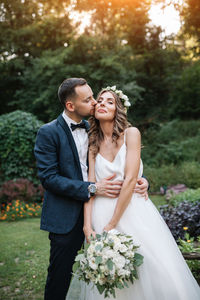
left=100, top=121, right=114, bottom=140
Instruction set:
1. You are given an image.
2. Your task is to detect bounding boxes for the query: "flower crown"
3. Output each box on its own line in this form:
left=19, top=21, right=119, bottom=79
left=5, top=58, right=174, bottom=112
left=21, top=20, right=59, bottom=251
left=103, top=85, right=131, bottom=109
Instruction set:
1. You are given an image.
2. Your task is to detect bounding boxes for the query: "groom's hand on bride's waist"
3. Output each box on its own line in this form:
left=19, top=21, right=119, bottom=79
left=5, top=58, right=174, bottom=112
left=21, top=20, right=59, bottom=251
left=96, top=174, right=123, bottom=198
left=134, top=177, right=149, bottom=200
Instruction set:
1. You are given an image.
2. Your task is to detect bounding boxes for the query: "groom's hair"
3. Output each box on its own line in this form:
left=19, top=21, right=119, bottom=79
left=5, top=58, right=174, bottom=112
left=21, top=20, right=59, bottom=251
left=58, top=78, right=87, bottom=108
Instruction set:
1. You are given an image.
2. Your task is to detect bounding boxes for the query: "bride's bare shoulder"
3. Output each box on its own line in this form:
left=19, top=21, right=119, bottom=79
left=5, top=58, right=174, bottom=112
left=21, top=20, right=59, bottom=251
left=125, top=127, right=141, bottom=140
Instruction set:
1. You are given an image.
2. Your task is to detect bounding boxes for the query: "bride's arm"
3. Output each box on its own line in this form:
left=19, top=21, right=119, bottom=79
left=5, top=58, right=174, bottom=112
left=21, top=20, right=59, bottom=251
left=83, top=149, right=96, bottom=242
left=104, top=127, right=141, bottom=232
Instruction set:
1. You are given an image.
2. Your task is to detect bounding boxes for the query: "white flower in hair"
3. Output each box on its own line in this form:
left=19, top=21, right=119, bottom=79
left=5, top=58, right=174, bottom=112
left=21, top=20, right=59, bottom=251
left=124, top=100, right=131, bottom=107
left=103, top=85, right=131, bottom=109
left=123, top=95, right=128, bottom=101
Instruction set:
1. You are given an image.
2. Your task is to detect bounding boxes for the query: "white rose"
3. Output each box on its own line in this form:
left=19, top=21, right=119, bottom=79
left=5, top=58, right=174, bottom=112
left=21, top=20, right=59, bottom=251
left=95, top=241, right=103, bottom=252
left=113, top=241, right=122, bottom=252
left=126, top=250, right=134, bottom=258
left=100, top=265, right=106, bottom=273
left=113, top=254, right=126, bottom=269
left=87, top=244, right=95, bottom=255
left=119, top=235, right=128, bottom=243
left=117, top=269, right=129, bottom=277
left=124, top=100, right=131, bottom=107
left=89, top=257, right=98, bottom=270
left=98, top=278, right=106, bottom=285
left=102, top=248, right=115, bottom=259
left=111, top=85, right=116, bottom=91
left=86, top=271, right=95, bottom=281
left=118, top=243, right=128, bottom=253
left=111, top=235, right=121, bottom=245
left=123, top=95, right=129, bottom=101
left=108, top=229, right=120, bottom=235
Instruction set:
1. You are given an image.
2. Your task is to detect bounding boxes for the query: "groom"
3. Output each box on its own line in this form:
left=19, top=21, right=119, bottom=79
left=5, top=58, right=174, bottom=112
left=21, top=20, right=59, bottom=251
left=34, top=78, right=148, bottom=300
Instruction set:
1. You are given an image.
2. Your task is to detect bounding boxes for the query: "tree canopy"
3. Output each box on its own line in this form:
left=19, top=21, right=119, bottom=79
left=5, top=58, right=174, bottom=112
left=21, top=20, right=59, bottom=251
left=0, top=0, right=199, bottom=124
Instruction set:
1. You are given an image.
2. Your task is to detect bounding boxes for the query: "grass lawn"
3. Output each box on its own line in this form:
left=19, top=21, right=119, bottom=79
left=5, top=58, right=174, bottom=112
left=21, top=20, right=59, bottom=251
left=0, top=218, right=49, bottom=300
left=0, top=196, right=166, bottom=299
left=150, top=194, right=166, bottom=207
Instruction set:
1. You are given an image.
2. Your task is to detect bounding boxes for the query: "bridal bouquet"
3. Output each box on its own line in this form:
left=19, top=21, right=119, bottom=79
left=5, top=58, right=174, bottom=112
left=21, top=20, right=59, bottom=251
left=73, top=230, right=144, bottom=298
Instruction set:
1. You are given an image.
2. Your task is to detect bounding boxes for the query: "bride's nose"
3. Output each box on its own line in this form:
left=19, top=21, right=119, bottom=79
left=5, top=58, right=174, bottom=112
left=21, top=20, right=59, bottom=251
left=100, top=100, right=105, bottom=106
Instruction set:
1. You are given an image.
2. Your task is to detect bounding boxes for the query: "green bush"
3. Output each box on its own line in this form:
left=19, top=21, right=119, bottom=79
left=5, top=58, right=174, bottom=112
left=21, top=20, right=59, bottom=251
left=141, top=120, right=200, bottom=167
left=178, top=234, right=200, bottom=283
left=169, top=188, right=200, bottom=207
left=0, top=110, right=43, bottom=184
left=169, top=61, right=200, bottom=119
left=145, top=161, right=200, bottom=192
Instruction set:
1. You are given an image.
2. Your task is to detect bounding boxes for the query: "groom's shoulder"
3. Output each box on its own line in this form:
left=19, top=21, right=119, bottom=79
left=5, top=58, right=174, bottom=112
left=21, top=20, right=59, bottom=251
left=39, top=119, right=57, bottom=131
left=38, top=117, right=62, bottom=136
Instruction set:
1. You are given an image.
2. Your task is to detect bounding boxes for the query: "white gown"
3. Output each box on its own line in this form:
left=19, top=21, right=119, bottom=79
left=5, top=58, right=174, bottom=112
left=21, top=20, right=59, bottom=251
left=67, top=141, right=200, bottom=300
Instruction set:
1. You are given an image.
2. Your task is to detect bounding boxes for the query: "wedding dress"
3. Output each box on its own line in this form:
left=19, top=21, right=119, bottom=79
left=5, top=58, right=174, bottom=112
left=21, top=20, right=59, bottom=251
left=67, top=139, right=200, bottom=300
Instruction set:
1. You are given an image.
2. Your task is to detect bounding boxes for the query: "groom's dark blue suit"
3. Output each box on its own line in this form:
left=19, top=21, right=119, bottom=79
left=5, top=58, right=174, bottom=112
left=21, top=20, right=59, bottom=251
left=34, top=114, right=91, bottom=300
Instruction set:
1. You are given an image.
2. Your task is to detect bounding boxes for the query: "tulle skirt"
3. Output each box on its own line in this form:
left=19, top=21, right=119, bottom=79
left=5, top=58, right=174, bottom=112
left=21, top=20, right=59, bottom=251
left=66, top=194, right=200, bottom=300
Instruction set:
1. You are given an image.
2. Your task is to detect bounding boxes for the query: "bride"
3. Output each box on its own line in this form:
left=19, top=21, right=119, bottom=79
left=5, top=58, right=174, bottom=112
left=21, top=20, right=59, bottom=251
left=68, top=86, right=200, bottom=300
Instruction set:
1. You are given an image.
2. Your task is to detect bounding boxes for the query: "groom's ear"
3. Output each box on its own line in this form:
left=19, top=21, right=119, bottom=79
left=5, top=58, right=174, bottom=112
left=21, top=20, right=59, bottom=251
left=65, top=100, right=75, bottom=112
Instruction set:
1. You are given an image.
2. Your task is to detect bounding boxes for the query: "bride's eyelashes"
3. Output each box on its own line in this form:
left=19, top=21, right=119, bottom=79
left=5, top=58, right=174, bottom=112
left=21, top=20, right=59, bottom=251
left=97, top=99, right=114, bottom=105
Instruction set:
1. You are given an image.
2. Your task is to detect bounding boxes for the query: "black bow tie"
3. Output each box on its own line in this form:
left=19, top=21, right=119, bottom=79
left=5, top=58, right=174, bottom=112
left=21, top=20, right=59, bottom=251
left=70, top=121, right=87, bottom=131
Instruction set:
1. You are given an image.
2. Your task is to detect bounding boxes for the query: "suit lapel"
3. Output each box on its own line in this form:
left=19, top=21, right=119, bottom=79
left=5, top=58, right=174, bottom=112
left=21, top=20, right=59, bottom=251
left=57, top=114, right=83, bottom=180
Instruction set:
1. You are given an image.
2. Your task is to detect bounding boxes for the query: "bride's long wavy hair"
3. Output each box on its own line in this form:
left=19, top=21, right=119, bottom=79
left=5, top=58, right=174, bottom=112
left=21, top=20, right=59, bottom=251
left=89, top=89, right=131, bottom=157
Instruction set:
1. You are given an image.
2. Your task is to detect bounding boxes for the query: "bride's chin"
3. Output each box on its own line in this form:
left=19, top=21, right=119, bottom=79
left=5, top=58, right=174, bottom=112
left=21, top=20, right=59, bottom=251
left=95, top=113, right=111, bottom=121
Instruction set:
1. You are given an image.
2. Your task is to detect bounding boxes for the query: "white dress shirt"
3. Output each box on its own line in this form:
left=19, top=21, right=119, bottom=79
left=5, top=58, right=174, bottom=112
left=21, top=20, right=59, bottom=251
left=62, top=111, right=88, bottom=181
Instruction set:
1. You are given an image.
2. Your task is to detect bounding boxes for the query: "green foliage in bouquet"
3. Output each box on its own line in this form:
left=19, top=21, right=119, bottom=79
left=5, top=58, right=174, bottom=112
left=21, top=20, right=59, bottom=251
left=0, top=110, right=43, bottom=184
left=73, top=231, right=143, bottom=298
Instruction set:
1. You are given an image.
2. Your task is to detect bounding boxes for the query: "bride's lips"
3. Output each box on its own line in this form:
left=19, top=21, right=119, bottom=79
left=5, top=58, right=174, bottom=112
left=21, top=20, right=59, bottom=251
left=97, top=109, right=107, bottom=113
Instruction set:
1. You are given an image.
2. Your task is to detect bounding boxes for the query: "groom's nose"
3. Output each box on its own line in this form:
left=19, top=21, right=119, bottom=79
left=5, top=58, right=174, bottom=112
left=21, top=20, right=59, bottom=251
left=92, top=98, right=97, bottom=105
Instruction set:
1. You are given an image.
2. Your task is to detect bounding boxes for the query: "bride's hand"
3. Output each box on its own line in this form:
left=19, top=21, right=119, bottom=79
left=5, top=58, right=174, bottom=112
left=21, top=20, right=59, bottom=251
left=103, top=223, right=115, bottom=232
left=83, top=226, right=96, bottom=243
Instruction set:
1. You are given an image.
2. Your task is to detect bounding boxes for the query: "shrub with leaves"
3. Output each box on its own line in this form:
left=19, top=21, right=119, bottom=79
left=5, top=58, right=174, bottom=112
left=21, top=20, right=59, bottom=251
left=159, top=201, right=200, bottom=241
left=0, top=110, right=43, bottom=184
left=178, top=232, right=200, bottom=283
left=142, top=120, right=200, bottom=167
left=145, top=161, right=200, bottom=192
left=168, top=188, right=200, bottom=207
left=0, top=178, right=44, bottom=205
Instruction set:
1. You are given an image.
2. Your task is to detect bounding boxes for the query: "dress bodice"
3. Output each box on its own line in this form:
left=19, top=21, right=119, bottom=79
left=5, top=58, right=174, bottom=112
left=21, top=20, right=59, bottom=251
left=95, top=142, right=143, bottom=182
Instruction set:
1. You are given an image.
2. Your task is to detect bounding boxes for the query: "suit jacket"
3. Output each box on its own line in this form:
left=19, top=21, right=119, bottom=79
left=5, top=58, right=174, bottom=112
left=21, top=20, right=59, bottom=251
left=34, top=114, right=91, bottom=234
